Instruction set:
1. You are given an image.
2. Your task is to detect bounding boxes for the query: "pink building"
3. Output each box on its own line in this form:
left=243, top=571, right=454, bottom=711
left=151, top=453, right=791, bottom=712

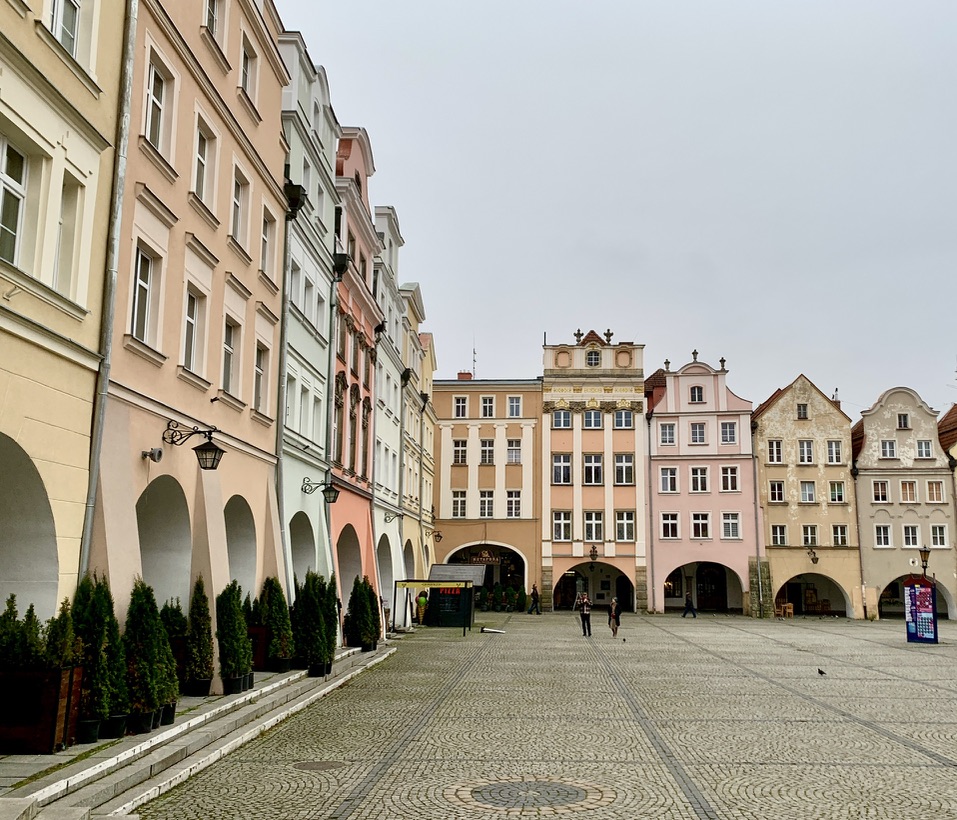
left=645, top=353, right=762, bottom=614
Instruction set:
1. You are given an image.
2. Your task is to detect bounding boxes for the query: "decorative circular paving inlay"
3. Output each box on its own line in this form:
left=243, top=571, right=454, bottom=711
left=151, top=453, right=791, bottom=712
left=447, top=776, right=615, bottom=814
left=293, top=761, right=346, bottom=772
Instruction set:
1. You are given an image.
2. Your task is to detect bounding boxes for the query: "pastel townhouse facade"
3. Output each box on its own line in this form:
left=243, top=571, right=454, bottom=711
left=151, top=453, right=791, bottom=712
left=852, top=387, right=956, bottom=618
left=645, top=353, right=760, bottom=615
left=370, top=205, right=406, bottom=619
left=752, top=375, right=864, bottom=618
left=542, top=331, right=646, bottom=613
left=91, top=0, right=291, bottom=624
left=433, top=374, right=543, bottom=599
left=0, top=0, right=125, bottom=617
left=330, top=127, right=384, bottom=599
left=277, top=33, right=341, bottom=587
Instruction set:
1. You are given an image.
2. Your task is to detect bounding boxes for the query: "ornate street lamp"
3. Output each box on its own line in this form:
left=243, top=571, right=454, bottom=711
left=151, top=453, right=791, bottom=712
left=161, top=420, right=225, bottom=470
left=424, top=530, right=443, bottom=542
left=301, top=477, right=340, bottom=504
left=919, top=547, right=931, bottom=577
left=807, top=548, right=819, bottom=565
left=589, top=544, right=599, bottom=571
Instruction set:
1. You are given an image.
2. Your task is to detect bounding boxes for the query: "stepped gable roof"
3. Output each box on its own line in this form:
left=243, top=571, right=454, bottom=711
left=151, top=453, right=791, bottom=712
left=938, top=404, right=957, bottom=452
left=580, top=330, right=607, bottom=346
left=851, top=419, right=865, bottom=459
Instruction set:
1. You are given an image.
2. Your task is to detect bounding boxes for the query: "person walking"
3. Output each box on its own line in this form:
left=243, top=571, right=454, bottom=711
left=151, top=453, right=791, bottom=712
left=528, top=584, right=541, bottom=615
left=608, top=597, right=621, bottom=637
left=682, top=591, right=697, bottom=619
left=576, top=592, right=592, bottom=636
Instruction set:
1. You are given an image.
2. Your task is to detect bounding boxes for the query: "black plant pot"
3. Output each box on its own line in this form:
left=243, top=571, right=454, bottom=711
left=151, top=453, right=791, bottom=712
left=360, top=643, right=373, bottom=652
left=325, top=660, right=334, bottom=676
left=269, top=657, right=291, bottom=674
left=100, top=714, right=127, bottom=738
left=307, top=663, right=325, bottom=678
left=151, top=709, right=162, bottom=730
left=160, top=702, right=176, bottom=725
left=291, top=655, right=308, bottom=670
left=244, top=671, right=254, bottom=690
left=129, top=710, right=155, bottom=735
left=222, top=676, right=243, bottom=695
left=76, top=718, right=101, bottom=745
left=185, top=678, right=212, bottom=698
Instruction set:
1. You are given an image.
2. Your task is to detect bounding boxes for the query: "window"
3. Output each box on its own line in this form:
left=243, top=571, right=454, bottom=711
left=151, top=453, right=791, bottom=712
left=767, top=440, right=782, bottom=463
left=451, top=490, right=466, bottom=518
left=833, top=525, right=848, bottom=547
left=583, top=511, right=603, bottom=542
left=131, top=247, right=155, bottom=343
left=614, top=409, right=633, bottom=429
left=880, top=440, right=897, bottom=459
left=875, top=525, right=891, bottom=547
left=0, top=140, right=26, bottom=265
left=720, top=421, right=736, bottom=444
left=586, top=350, right=600, bottom=367
left=897, top=413, right=910, bottom=430
left=453, top=396, right=467, bottom=418
left=204, top=0, right=219, bottom=35
left=452, top=439, right=467, bottom=465
left=800, top=481, right=815, bottom=503
left=183, top=288, right=204, bottom=372
left=721, top=466, right=738, bottom=492
left=145, top=59, right=168, bottom=151
left=769, top=480, right=784, bottom=503
left=507, top=439, right=521, bottom=464
left=253, top=344, right=267, bottom=412
left=553, top=511, right=571, bottom=542
left=240, top=37, right=258, bottom=100
left=660, top=467, right=677, bottom=493
left=659, top=423, right=675, bottom=445
left=583, top=409, right=602, bottom=429
left=927, top=481, right=944, bottom=503
left=50, top=0, right=80, bottom=57
left=771, top=525, right=787, bottom=546
left=480, top=396, right=494, bottom=418
left=222, top=318, right=239, bottom=394
left=829, top=481, right=845, bottom=503
left=661, top=513, right=679, bottom=539
left=900, top=481, right=917, bottom=503
left=583, top=454, right=603, bottom=485
left=903, top=525, right=919, bottom=547
left=798, top=440, right=814, bottom=464
left=552, top=454, right=571, bottom=484
left=690, top=385, right=704, bottom=403
left=231, top=171, right=249, bottom=244
left=797, top=403, right=808, bottom=420
left=827, top=440, right=843, bottom=464
left=506, top=490, right=521, bottom=518
left=873, top=481, right=889, bottom=503
left=690, top=423, right=706, bottom=444
left=615, top=454, right=634, bottom=485
left=690, top=467, right=708, bottom=493
left=802, top=525, right=817, bottom=546
left=507, top=396, right=521, bottom=417
left=193, top=122, right=213, bottom=202
left=479, top=490, right=493, bottom=518
left=260, top=211, right=276, bottom=277
left=916, top=440, right=933, bottom=459
left=931, top=525, right=947, bottom=547
left=692, top=513, right=710, bottom=539
left=480, top=439, right=494, bottom=465
left=552, top=409, right=571, bottom=428
left=722, top=513, right=740, bottom=539
left=616, top=511, right=635, bottom=542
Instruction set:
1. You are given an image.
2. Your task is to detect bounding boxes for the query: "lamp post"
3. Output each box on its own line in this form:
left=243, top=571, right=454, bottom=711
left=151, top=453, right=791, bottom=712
left=919, top=547, right=931, bottom=578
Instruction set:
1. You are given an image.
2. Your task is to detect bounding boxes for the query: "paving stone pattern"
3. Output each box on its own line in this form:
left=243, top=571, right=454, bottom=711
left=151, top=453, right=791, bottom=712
left=138, top=614, right=957, bottom=819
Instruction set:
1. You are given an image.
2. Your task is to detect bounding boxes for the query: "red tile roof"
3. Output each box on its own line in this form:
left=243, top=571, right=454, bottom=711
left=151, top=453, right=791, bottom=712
left=938, top=404, right=957, bottom=452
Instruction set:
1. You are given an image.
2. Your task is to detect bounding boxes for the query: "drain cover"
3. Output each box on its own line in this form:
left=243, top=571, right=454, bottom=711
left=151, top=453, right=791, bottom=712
left=471, top=780, right=587, bottom=808
left=294, top=761, right=346, bottom=772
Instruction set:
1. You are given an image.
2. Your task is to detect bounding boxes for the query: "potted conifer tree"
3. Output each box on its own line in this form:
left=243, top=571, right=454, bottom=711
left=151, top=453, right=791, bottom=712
left=363, top=576, right=381, bottom=651
left=73, top=574, right=110, bottom=743
left=260, top=577, right=295, bottom=673
left=184, top=575, right=214, bottom=697
left=344, top=575, right=368, bottom=649
left=215, top=581, right=247, bottom=695
left=322, top=573, right=339, bottom=674
left=124, top=579, right=161, bottom=733
left=294, top=571, right=327, bottom=677
left=98, top=577, right=129, bottom=739
left=160, top=598, right=188, bottom=689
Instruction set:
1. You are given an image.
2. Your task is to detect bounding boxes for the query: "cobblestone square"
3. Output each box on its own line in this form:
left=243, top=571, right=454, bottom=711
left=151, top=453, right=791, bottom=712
left=138, top=613, right=957, bottom=819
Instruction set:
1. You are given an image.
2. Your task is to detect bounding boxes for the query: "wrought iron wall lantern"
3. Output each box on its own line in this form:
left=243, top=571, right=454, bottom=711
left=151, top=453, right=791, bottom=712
left=424, top=530, right=443, bottom=542
left=807, top=548, right=819, bottom=564
left=161, top=420, right=225, bottom=470
left=384, top=512, right=402, bottom=523
left=301, top=478, right=340, bottom=504
left=589, top=544, right=599, bottom=571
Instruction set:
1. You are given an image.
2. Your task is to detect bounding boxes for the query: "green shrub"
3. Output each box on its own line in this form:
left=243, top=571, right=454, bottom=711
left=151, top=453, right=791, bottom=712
left=294, top=571, right=326, bottom=667
left=215, top=581, right=247, bottom=679
left=124, top=579, right=161, bottom=713
left=185, top=576, right=214, bottom=682
left=260, top=577, right=295, bottom=662
left=73, top=575, right=110, bottom=721
left=322, top=573, right=339, bottom=663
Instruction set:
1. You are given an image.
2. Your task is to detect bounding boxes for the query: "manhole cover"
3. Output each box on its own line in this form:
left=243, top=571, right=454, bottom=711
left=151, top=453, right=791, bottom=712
left=472, top=780, right=587, bottom=808
left=294, top=761, right=346, bottom=772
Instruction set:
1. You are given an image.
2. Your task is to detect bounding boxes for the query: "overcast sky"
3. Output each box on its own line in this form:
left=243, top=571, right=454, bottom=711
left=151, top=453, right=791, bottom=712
left=282, top=1, right=957, bottom=422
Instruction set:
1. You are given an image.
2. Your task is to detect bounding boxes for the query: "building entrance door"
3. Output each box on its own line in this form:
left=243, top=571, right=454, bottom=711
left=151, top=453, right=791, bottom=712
left=696, top=563, right=728, bottom=612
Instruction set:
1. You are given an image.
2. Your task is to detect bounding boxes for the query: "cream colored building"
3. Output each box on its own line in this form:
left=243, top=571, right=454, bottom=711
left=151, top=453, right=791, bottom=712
left=752, top=375, right=864, bottom=618
left=0, top=0, right=125, bottom=617
left=89, top=0, right=291, bottom=625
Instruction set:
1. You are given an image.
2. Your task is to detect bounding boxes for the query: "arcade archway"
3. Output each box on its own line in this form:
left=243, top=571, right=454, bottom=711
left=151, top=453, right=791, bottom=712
left=289, top=511, right=316, bottom=586
left=662, top=562, right=745, bottom=613
left=336, top=524, right=363, bottom=593
left=377, top=534, right=394, bottom=610
left=446, top=543, right=527, bottom=589
left=774, top=572, right=851, bottom=617
left=224, top=495, right=257, bottom=597
left=553, top=563, right=635, bottom=610
left=879, top=576, right=952, bottom=620
left=137, top=475, right=192, bottom=607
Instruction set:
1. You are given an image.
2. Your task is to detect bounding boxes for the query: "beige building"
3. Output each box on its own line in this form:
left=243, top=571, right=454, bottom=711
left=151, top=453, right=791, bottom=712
left=752, top=375, right=864, bottom=618
left=852, top=387, right=955, bottom=619
left=89, top=0, right=291, bottom=623
left=0, top=0, right=125, bottom=616
left=433, top=374, right=543, bottom=596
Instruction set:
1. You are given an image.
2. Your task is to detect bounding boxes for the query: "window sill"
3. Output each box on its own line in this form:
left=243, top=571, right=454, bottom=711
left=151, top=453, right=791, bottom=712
left=201, top=26, right=231, bottom=73
left=237, top=87, right=263, bottom=124
left=215, top=389, right=246, bottom=412
left=251, top=409, right=274, bottom=427
left=34, top=21, right=103, bottom=99
left=0, top=263, right=89, bottom=321
left=123, top=335, right=166, bottom=367
left=188, top=192, right=220, bottom=232
left=227, top=235, right=253, bottom=267
left=176, top=366, right=211, bottom=393
left=258, top=269, right=279, bottom=296
left=138, top=136, right=178, bottom=184
left=5, top=0, right=28, bottom=17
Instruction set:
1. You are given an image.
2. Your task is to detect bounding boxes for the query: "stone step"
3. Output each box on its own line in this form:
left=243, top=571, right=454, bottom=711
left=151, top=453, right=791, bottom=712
left=0, top=798, right=36, bottom=820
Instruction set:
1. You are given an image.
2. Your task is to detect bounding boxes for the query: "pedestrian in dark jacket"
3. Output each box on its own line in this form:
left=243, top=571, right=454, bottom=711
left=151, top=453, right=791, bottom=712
left=682, top=592, right=697, bottom=619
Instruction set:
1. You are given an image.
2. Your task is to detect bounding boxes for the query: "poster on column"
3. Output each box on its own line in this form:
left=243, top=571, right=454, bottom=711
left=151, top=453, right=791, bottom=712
left=904, top=578, right=938, bottom=644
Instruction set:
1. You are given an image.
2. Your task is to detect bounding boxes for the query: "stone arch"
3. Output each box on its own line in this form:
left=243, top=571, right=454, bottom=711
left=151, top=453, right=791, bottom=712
left=878, top=575, right=953, bottom=620
left=136, top=475, right=192, bottom=608
left=659, top=562, right=746, bottom=613
left=289, top=511, right=316, bottom=587
left=0, top=433, right=58, bottom=618
left=336, top=524, right=363, bottom=593
left=772, top=572, right=852, bottom=616
left=403, top=540, right=415, bottom=579
left=224, top=495, right=257, bottom=598
left=445, top=541, right=528, bottom=589
left=554, top=562, right=635, bottom=611
left=377, top=534, right=394, bottom=608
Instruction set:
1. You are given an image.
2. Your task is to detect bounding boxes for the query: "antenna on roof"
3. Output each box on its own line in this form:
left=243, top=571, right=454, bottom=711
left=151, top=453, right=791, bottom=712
left=472, top=339, right=477, bottom=379
left=832, top=388, right=839, bottom=401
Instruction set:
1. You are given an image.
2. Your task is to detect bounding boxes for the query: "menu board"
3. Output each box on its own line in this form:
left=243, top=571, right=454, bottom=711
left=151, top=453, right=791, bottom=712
left=904, top=581, right=938, bottom=644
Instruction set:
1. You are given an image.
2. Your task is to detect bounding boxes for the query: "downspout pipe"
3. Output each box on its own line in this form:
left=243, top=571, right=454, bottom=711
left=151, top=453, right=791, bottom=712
left=750, top=420, right=764, bottom=617
left=274, top=184, right=305, bottom=597
left=325, top=255, right=348, bottom=591
left=418, top=390, right=428, bottom=573
left=645, top=409, right=655, bottom=613
left=78, top=0, right=138, bottom=579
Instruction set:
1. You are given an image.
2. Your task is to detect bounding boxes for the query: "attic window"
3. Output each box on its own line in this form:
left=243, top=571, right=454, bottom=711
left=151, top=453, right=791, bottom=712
left=586, top=350, right=600, bottom=367
left=797, top=403, right=808, bottom=420
left=354, top=171, right=362, bottom=193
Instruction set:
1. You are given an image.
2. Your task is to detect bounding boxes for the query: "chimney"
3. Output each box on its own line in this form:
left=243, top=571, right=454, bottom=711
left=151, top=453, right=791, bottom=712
left=457, top=371, right=473, bottom=380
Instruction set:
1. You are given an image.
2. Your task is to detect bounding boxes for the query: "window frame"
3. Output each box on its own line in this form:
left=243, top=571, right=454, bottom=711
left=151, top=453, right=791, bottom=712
left=452, top=439, right=467, bottom=465
left=769, top=480, right=784, bottom=503
left=451, top=490, right=466, bottom=518
left=583, top=409, right=603, bottom=429
left=873, top=480, right=889, bottom=503
left=927, top=480, right=944, bottom=504
left=829, top=481, right=845, bottom=504
left=832, top=524, right=848, bottom=547
left=616, top=510, right=635, bottom=542
left=507, top=396, right=522, bottom=418
left=690, top=466, right=709, bottom=493
left=798, top=440, right=814, bottom=464
left=660, top=467, right=678, bottom=493
left=690, top=422, right=706, bottom=444
left=479, top=439, right=494, bottom=465
left=553, top=511, right=572, bottom=542
left=480, top=395, right=494, bottom=418
left=478, top=489, right=493, bottom=518
left=222, top=316, right=240, bottom=395
left=827, top=440, right=843, bottom=464
left=691, top=512, right=710, bottom=539
left=661, top=512, right=679, bottom=539
left=659, top=423, right=676, bottom=445
left=771, top=524, right=787, bottom=546
left=802, top=524, right=818, bottom=547
left=880, top=439, right=897, bottom=459
left=552, top=453, right=572, bottom=485
left=916, top=440, right=933, bottom=459
left=767, top=440, right=782, bottom=463
left=690, top=385, right=704, bottom=403
left=453, top=396, right=467, bottom=418
left=720, top=466, right=738, bottom=492
left=614, top=409, right=634, bottom=429
left=720, top=421, right=737, bottom=444
left=583, top=511, right=603, bottom=542
left=506, top=439, right=521, bottom=464
left=552, top=409, right=571, bottom=429
left=722, top=512, right=740, bottom=540
left=0, top=138, right=27, bottom=266
left=583, top=453, right=603, bottom=485
left=506, top=490, right=521, bottom=518
left=614, top=453, right=634, bottom=486
left=875, top=524, right=891, bottom=547
left=800, top=480, right=816, bottom=503
left=900, top=480, right=918, bottom=504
